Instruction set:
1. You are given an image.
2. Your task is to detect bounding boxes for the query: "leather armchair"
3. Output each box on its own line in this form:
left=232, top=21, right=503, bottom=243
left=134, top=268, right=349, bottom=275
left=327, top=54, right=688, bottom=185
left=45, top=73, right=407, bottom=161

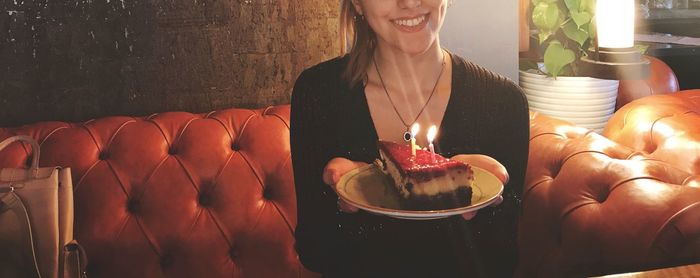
left=518, top=111, right=700, bottom=277
left=605, top=89, right=700, bottom=175
left=616, top=55, right=680, bottom=110
left=0, top=106, right=318, bottom=278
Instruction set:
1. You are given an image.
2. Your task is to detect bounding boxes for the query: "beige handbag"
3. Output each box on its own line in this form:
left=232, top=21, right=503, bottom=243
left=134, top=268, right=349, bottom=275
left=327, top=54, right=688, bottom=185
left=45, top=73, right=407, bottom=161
left=0, top=136, right=87, bottom=278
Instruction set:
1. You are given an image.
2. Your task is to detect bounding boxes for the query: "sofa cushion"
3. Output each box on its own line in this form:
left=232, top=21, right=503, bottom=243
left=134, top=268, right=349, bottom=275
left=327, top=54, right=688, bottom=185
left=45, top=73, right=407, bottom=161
left=519, top=112, right=700, bottom=277
left=0, top=105, right=317, bottom=278
left=605, top=89, right=700, bottom=175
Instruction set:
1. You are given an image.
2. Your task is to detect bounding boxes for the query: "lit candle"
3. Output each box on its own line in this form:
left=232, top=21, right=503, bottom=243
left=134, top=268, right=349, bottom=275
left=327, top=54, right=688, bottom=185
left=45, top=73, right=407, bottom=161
left=410, top=123, right=420, bottom=156
left=427, top=125, right=437, bottom=162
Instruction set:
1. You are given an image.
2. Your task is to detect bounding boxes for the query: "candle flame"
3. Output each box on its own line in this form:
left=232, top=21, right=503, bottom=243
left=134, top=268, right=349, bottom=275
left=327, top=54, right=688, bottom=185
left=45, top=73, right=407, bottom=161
left=427, top=125, right=437, bottom=143
left=411, top=123, right=420, bottom=137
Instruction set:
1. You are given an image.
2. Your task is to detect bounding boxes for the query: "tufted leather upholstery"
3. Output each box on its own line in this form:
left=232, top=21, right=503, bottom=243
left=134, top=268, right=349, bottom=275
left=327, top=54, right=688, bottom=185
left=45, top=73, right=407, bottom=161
left=0, top=106, right=319, bottom=278
left=4, top=102, right=700, bottom=278
left=605, top=89, right=700, bottom=176
left=518, top=111, right=700, bottom=277
left=616, top=56, right=680, bottom=111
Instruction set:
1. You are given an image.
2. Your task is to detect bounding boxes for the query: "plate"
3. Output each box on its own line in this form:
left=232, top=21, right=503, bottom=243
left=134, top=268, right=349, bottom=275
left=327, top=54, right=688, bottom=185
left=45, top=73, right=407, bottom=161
left=336, top=164, right=504, bottom=220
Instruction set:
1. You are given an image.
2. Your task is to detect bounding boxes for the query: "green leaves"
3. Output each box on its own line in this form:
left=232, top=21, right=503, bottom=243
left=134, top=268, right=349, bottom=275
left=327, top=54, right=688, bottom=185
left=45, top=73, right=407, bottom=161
left=570, top=11, right=592, bottom=28
left=544, top=40, right=576, bottom=78
left=564, top=0, right=580, bottom=11
left=563, top=20, right=588, bottom=47
left=533, top=0, right=558, bottom=5
left=565, top=0, right=592, bottom=28
left=532, top=1, right=563, bottom=43
left=532, top=2, right=560, bottom=31
left=527, top=0, right=597, bottom=77
left=581, top=0, right=596, bottom=13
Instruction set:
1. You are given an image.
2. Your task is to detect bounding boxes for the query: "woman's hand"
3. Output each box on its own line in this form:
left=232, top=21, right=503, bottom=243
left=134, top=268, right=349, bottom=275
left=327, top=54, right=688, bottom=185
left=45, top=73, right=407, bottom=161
left=451, top=154, right=508, bottom=220
left=322, top=157, right=368, bottom=213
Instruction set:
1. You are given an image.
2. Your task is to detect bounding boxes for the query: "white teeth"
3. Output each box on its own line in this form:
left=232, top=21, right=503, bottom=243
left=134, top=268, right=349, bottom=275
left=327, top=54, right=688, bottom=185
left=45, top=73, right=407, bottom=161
left=394, top=15, right=426, bottom=27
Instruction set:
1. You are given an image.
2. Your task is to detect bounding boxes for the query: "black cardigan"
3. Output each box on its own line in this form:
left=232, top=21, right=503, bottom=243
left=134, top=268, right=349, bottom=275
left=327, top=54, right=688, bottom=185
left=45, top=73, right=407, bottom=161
left=290, top=53, right=529, bottom=278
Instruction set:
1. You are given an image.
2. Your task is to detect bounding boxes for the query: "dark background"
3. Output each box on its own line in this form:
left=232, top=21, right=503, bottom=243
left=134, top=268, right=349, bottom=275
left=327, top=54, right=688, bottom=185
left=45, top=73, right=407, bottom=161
left=639, top=16, right=700, bottom=90
left=0, top=0, right=339, bottom=127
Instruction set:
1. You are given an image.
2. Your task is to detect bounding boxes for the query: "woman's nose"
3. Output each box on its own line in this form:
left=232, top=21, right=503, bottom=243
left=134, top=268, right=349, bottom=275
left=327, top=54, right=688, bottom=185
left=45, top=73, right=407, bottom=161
left=398, top=0, right=422, bottom=9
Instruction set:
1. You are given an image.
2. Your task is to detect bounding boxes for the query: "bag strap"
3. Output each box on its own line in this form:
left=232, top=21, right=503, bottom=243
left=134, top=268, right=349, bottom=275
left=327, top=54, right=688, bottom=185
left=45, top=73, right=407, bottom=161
left=0, top=135, right=40, bottom=177
left=63, top=241, right=88, bottom=278
left=1, top=190, right=44, bottom=278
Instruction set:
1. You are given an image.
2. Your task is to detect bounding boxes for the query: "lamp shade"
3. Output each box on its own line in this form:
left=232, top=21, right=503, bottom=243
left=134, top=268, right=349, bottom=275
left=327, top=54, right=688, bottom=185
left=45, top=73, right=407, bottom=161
left=596, top=0, right=635, bottom=48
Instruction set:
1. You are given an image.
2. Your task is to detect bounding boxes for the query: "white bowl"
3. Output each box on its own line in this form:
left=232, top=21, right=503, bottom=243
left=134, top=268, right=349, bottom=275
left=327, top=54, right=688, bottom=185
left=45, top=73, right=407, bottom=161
left=530, top=106, right=615, bottom=118
left=554, top=116, right=610, bottom=125
left=519, top=75, right=619, bottom=89
left=519, top=70, right=620, bottom=86
left=520, top=81, right=619, bottom=94
left=527, top=99, right=616, bottom=113
left=524, top=93, right=618, bottom=106
left=522, top=87, right=618, bottom=99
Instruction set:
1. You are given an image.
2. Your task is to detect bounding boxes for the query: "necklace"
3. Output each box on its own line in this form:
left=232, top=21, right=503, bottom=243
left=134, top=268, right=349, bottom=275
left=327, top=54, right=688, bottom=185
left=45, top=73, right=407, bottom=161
left=372, top=50, right=446, bottom=142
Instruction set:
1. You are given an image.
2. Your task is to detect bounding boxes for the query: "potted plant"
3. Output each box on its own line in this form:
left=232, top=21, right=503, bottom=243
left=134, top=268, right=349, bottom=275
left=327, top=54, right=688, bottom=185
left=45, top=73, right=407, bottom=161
left=520, top=0, right=620, bottom=133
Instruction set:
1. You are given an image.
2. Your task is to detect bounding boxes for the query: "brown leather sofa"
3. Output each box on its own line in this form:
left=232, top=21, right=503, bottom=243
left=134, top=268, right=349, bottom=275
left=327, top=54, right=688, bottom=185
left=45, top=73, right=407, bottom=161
left=605, top=89, right=700, bottom=175
left=615, top=55, right=680, bottom=110
left=0, top=107, right=319, bottom=278
left=2, top=96, right=699, bottom=277
left=518, top=110, right=700, bottom=277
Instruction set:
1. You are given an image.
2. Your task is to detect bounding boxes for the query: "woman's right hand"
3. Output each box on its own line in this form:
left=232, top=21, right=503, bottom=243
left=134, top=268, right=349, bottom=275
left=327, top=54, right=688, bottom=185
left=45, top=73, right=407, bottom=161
left=322, top=157, right=368, bottom=213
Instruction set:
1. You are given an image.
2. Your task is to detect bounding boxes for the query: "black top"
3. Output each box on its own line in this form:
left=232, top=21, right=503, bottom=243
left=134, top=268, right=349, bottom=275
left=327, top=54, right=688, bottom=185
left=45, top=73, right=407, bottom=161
left=290, top=53, right=529, bottom=278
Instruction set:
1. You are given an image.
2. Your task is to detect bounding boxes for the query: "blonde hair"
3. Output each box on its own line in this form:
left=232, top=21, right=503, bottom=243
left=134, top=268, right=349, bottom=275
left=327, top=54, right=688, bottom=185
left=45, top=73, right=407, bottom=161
left=340, top=0, right=376, bottom=87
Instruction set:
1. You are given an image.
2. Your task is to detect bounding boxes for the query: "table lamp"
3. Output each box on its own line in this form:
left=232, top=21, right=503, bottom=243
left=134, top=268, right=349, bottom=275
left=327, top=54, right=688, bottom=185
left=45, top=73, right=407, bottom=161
left=580, top=0, right=650, bottom=80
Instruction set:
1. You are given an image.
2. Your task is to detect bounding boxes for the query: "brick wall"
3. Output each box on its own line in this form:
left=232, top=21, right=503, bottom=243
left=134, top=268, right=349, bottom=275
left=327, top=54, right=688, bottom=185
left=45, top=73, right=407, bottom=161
left=0, top=0, right=339, bottom=126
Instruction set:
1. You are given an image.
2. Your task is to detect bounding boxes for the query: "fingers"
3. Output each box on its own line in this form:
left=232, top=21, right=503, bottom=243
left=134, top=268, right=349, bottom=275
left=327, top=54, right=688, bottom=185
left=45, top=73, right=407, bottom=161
left=451, top=154, right=509, bottom=184
left=491, top=195, right=504, bottom=207
left=461, top=211, right=477, bottom=220
left=322, top=165, right=340, bottom=187
left=323, top=157, right=367, bottom=214
left=338, top=199, right=360, bottom=213
left=322, top=157, right=368, bottom=186
left=462, top=195, right=504, bottom=220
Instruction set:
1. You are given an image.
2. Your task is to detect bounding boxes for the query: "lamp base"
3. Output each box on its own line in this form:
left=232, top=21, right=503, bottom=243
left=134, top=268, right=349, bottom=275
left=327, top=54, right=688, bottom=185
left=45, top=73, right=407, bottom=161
left=580, top=47, right=650, bottom=80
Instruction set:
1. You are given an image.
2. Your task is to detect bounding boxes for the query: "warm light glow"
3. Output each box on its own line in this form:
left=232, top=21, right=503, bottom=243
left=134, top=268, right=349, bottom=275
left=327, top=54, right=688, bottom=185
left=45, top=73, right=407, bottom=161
left=596, top=0, right=635, bottom=48
left=636, top=180, right=669, bottom=197
left=427, top=125, right=437, bottom=144
left=411, top=123, right=420, bottom=138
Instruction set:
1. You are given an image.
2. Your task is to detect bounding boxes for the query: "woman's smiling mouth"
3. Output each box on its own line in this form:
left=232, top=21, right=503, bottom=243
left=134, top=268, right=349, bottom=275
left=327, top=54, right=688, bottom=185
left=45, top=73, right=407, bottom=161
left=391, top=14, right=428, bottom=32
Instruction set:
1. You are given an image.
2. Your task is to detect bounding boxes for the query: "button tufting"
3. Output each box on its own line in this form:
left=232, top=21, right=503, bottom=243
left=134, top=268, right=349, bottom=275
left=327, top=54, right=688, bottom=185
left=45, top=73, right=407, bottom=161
left=594, top=191, right=609, bottom=203
left=126, top=199, right=140, bottom=214
left=168, top=146, right=177, bottom=155
left=198, top=193, right=212, bottom=207
left=231, top=142, right=240, bottom=151
left=99, top=151, right=109, bottom=160
left=229, top=248, right=239, bottom=259
left=160, top=255, right=174, bottom=267
left=262, top=188, right=272, bottom=200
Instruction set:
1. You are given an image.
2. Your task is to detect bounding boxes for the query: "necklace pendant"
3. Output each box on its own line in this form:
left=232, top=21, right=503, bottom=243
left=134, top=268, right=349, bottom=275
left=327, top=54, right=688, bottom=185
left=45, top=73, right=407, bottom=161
left=403, top=131, right=412, bottom=142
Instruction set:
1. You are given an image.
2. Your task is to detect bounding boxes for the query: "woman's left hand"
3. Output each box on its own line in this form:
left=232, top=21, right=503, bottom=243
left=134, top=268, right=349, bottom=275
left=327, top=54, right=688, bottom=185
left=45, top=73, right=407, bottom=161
left=450, top=154, right=508, bottom=220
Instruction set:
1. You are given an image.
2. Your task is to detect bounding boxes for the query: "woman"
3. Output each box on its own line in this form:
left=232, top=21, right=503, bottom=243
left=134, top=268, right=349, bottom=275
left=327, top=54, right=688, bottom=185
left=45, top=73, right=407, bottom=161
left=290, top=0, right=529, bottom=277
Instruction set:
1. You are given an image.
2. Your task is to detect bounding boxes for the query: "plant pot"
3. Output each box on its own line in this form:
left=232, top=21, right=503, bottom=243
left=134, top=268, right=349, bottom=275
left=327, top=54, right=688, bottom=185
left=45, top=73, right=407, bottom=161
left=519, top=70, right=619, bottom=133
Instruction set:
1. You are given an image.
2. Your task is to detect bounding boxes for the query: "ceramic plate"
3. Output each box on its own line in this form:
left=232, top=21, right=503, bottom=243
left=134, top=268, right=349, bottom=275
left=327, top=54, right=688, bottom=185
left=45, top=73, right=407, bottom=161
left=336, top=164, right=504, bottom=220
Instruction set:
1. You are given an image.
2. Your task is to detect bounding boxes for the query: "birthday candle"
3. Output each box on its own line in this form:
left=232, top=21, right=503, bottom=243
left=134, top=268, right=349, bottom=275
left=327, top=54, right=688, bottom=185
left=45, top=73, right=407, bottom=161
left=427, top=125, right=437, bottom=162
left=410, top=123, right=420, bottom=156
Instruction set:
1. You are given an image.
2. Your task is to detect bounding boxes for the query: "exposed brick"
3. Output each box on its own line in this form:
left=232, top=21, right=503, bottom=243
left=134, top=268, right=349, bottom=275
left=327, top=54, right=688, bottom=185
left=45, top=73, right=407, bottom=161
left=0, top=0, right=339, bottom=126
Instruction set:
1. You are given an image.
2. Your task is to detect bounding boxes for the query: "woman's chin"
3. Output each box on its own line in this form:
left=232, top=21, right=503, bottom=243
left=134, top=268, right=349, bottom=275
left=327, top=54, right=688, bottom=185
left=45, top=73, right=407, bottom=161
left=397, top=43, right=438, bottom=56
left=393, top=35, right=439, bottom=55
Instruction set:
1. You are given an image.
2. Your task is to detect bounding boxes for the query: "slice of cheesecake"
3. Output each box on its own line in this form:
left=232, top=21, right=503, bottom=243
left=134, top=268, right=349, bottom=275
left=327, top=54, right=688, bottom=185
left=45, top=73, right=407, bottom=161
left=375, top=140, right=474, bottom=210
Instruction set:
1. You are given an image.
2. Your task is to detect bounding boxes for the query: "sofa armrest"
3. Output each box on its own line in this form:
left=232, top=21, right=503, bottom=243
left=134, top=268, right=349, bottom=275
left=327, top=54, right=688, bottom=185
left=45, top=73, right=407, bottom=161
left=519, top=112, right=700, bottom=277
